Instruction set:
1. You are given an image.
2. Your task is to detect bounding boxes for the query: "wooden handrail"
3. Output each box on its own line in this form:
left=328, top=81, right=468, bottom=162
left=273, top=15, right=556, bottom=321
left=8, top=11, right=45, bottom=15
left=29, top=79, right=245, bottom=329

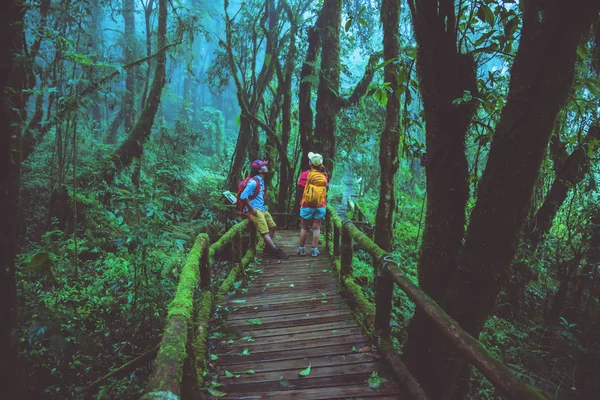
left=143, top=219, right=258, bottom=399
left=325, top=205, right=547, bottom=400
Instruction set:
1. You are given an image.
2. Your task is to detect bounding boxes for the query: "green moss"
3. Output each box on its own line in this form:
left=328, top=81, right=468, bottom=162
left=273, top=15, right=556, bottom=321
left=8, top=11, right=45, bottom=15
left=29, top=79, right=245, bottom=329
left=193, top=291, right=212, bottom=387
left=208, top=219, right=249, bottom=260
left=216, top=265, right=242, bottom=301
left=140, top=390, right=180, bottom=400
left=343, top=276, right=375, bottom=331
left=167, top=234, right=209, bottom=320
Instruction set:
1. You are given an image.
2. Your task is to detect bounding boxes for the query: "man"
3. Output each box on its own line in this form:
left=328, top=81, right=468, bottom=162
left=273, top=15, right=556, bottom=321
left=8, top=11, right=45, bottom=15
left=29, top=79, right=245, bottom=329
left=240, top=160, right=289, bottom=259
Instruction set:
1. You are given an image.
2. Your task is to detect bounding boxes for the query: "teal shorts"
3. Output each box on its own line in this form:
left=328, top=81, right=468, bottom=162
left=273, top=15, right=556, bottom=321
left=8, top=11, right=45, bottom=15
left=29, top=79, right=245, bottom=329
left=300, top=207, right=326, bottom=220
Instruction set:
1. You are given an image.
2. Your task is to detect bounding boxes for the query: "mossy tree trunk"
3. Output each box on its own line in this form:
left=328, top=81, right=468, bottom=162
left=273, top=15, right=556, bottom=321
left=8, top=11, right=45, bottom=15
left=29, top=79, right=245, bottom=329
left=0, top=1, right=25, bottom=395
left=314, top=0, right=342, bottom=173
left=374, top=0, right=401, bottom=252
left=313, top=0, right=381, bottom=177
left=225, top=0, right=280, bottom=191
left=403, top=0, right=478, bottom=393
left=106, top=0, right=137, bottom=144
left=82, top=0, right=168, bottom=187
left=404, top=1, right=600, bottom=398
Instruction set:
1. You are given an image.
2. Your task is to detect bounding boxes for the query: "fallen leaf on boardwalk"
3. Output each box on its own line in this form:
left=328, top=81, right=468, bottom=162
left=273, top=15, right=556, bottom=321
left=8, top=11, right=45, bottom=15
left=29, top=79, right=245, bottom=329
left=248, top=318, right=262, bottom=325
left=227, top=339, right=234, bottom=344
left=279, top=376, right=291, bottom=388
left=321, top=293, right=327, bottom=296
left=366, top=371, right=388, bottom=391
left=238, top=348, right=251, bottom=356
left=210, top=354, right=218, bottom=361
left=244, top=370, right=255, bottom=374
left=224, top=370, right=234, bottom=378
left=298, top=363, right=312, bottom=376
left=241, top=336, right=254, bottom=341
left=358, top=345, right=372, bottom=353
left=207, top=387, right=227, bottom=397
left=321, top=300, right=328, bottom=303
left=210, top=381, right=224, bottom=387
left=331, top=330, right=338, bottom=333
left=352, top=346, right=357, bottom=352
left=289, top=283, right=295, bottom=288
left=231, top=299, right=246, bottom=303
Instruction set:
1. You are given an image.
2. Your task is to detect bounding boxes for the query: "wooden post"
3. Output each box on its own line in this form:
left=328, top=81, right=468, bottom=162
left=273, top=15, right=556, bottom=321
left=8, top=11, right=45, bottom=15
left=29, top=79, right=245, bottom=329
left=341, top=221, right=353, bottom=278
left=333, top=223, right=341, bottom=260
left=375, top=255, right=394, bottom=338
left=233, top=230, right=243, bottom=274
left=199, top=237, right=210, bottom=289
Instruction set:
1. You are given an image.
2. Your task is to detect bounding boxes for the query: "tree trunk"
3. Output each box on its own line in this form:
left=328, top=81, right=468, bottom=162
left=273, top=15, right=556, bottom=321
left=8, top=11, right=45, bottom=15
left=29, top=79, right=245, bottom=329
left=443, top=2, right=596, bottom=398
left=404, top=1, right=599, bottom=398
left=0, top=1, right=25, bottom=396
left=82, top=0, right=167, bottom=186
left=314, top=0, right=342, bottom=173
left=374, top=0, right=401, bottom=252
left=403, top=0, right=478, bottom=394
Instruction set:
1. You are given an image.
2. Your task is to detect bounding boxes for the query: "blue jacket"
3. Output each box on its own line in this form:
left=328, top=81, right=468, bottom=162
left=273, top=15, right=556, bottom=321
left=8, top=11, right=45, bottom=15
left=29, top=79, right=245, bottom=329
left=239, top=175, right=266, bottom=212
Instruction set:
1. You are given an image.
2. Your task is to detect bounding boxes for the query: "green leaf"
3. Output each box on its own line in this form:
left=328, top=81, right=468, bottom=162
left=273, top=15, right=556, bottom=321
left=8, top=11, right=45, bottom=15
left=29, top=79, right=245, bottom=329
left=244, top=370, right=255, bottom=374
left=298, top=363, right=312, bottom=376
left=207, top=387, right=227, bottom=397
left=210, top=354, right=218, bottom=361
left=238, top=348, right=250, bottom=356
left=248, top=318, right=262, bottom=325
left=477, top=4, right=494, bottom=25
left=358, top=17, right=367, bottom=26
left=289, top=283, right=295, bottom=288
left=345, top=18, right=352, bottom=32
left=224, top=370, right=234, bottom=378
left=367, top=371, right=389, bottom=391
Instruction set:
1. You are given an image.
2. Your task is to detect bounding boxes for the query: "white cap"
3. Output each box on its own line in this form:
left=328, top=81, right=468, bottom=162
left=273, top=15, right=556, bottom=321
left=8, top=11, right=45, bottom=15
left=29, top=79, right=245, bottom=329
left=308, top=152, right=323, bottom=166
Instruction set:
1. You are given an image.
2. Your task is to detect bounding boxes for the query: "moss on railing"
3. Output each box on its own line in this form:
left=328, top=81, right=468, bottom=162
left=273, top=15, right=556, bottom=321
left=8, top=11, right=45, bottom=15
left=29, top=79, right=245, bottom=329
left=192, top=291, right=212, bottom=388
left=208, top=219, right=249, bottom=260
left=143, top=234, right=209, bottom=399
left=343, top=275, right=375, bottom=331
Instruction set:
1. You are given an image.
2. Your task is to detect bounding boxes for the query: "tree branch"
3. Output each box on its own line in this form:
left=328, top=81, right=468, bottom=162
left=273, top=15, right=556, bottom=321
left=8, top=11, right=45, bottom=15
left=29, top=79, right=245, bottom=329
left=338, top=52, right=382, bottom=108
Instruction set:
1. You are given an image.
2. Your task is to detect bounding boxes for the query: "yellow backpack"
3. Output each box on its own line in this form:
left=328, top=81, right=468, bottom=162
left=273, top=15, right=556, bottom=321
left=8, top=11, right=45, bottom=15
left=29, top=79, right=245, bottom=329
left=302, top=170, right=327, bottom=207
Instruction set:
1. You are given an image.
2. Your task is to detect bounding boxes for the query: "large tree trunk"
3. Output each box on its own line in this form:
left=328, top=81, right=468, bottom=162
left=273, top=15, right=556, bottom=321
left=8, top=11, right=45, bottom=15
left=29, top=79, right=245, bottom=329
left=82, top=0, right=167, bottom=186
left=374, top=0, right=401, bottom=252
left=314, top=0, right=341, bottom=173
left=106, top=0, right=137, bottom=144
left=1, top=1, right=25, bottom=396
left=406, top=1, right=599, bottom=398
left=403, top=0, right=478, bottom=394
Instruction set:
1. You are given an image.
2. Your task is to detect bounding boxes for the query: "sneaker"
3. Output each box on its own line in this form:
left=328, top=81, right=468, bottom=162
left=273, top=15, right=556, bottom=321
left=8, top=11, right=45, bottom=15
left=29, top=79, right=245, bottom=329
left=297, top=246, right=306, bottom=256
left=311, top=247, right=319, bottom=257
left=275, top=248, right=290, bottom=259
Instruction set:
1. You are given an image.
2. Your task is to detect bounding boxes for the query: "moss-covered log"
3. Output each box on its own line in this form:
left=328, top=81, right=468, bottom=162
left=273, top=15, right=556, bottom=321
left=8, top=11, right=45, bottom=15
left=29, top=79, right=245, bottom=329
left=192, top=291, right=212, bottom=389
left=342, top=276, right=375, bottom=332
left=385, top=264, right=547, bottom=400
left=142, top=233, right=209, bottom=398
left=208, top=219, right=249, bottom=261
left=377, top=338, right=429, bottom=399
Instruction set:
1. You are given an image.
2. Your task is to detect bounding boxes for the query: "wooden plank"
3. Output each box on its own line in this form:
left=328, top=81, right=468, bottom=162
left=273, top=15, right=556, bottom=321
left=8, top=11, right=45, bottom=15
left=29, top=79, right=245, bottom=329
left=234, top=320, right=357, bottom=338
left=226, top=314, right=352, bottom=330
left=216, top=342, right=372, bottom=365
left=212, top=381, right=401, bottom=399
left=227, top=309, right=351, bottom=325
left=215, top=328, right=365, bottom=350
left=222, top=292, right=340, bottom=308
left=218, top=352, right=380, bottom=372
left=226, top=301, right=348, bottom=319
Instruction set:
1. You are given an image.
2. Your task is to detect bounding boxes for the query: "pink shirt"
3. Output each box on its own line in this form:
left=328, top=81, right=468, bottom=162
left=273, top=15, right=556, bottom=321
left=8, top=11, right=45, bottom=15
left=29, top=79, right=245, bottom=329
left=298, top=170, right=328, bottom=207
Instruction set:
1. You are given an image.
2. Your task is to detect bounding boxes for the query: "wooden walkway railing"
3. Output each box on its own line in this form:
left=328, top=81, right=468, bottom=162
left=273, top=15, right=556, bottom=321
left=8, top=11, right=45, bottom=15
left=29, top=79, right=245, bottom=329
left=139, top=202, right=548, bottom=399
left=324, top=205, right=547, bottom=400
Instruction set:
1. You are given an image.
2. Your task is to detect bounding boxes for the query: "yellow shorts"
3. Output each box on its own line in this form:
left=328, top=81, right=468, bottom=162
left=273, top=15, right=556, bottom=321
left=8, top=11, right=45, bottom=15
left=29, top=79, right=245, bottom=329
left=248, top=210, right=276, bottom=235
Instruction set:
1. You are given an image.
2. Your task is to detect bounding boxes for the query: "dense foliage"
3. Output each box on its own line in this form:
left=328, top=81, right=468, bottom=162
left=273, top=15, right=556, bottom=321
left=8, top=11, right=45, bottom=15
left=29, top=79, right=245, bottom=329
left=2, top=0, right=599, bottom=398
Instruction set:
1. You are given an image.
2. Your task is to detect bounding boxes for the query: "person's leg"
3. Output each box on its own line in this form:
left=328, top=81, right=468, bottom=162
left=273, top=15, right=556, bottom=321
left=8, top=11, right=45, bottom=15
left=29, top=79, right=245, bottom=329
left=264, top=211, right=277, bottom=239
left=310, top=208, right=326, bottom=256
left=263, top=211, right=288, bottom=258
left=299, top=218, right=311, bottom=246
left=311, top=219, right=322, bottom=248
left=250, top=211, right=276, bottom=252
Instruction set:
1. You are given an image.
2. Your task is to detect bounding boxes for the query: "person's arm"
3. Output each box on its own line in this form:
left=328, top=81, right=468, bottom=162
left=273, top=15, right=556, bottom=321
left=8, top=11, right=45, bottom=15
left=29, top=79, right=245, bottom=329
left=240, top=179, right=258, bottom=216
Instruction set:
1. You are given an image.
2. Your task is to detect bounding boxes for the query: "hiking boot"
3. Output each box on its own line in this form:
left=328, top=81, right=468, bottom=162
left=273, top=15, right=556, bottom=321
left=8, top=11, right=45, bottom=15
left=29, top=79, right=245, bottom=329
left=297, top=246, right=306, bottom=256
left=311, top=247, right=319, bottom=257
left=275, top=248, right=290, bottom=259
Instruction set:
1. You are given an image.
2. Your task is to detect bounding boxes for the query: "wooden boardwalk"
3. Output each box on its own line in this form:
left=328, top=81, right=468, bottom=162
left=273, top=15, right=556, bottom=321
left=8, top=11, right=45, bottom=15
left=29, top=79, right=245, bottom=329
left=209, top=230, right=402, bottom=399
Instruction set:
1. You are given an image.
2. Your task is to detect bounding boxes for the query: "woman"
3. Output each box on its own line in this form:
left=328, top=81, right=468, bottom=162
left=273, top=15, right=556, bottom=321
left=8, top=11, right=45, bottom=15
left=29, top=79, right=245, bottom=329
left=297, top=152, right=328, bottom=257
